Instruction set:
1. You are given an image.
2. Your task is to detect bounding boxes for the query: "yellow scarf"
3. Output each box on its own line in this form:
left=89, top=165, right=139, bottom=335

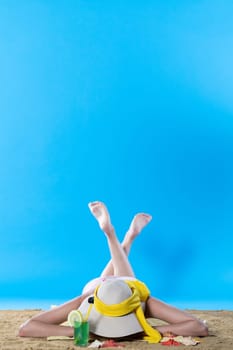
left=89, top=279, right=161, bottom=344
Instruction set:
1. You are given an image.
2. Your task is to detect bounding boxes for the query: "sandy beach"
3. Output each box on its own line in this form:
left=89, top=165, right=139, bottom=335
left=0, top=309, right=232, bottom=350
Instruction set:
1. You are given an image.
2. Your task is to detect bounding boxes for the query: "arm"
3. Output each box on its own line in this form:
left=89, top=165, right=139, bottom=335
left=18, top=292, right=90, bottom=338
left=146, top=296, right=208, bottom=337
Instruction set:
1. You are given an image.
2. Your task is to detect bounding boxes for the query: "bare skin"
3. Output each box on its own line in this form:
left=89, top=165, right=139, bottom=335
left=18, top=203, right=151, bottom=338
left=87, top=202, right=208, bottom=337
left=88, top=201, right=134, bottom=277
left=18, top=201, right=208, bottom=338
left=101, top=211, right=152, bottom=277
left=88, top=201, right=152, bottom=277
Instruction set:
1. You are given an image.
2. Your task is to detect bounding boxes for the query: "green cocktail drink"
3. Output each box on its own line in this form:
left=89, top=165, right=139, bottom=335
left=74, top=320, right=89, bottom=347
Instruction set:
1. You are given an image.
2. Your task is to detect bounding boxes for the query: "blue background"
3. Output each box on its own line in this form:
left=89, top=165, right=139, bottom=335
left=0, top=0, right=233, bottom=309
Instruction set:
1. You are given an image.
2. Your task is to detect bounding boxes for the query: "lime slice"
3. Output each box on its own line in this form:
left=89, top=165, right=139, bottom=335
left=68, top=310, right=83, bottom=327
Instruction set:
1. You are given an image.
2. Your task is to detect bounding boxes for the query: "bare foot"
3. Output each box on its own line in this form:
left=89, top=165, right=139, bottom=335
left=126, top=213, right=152, bottom=241
left=88, top=201, right=114, bottom=237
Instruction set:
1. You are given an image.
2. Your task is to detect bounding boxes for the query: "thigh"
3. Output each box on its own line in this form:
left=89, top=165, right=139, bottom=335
left=146, top=297, right=196, bottom=324
left=82, top=277, right=103, bottom=294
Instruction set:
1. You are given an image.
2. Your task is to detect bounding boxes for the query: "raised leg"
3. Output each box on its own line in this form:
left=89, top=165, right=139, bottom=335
left=18, top=200, right=138, bottom=338
left=88, top=201, right=137, bottom=277
left=101, top=213, right=152, bottom=277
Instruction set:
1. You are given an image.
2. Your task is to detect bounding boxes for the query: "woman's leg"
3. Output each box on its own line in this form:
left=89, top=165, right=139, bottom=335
left=100, top=212, right=152, bottom=277
left=88, top=202, right=208, bottom=338
left=88, top=201, right=140, bottom=277
left=18, top=292, right=91, bottom=338
left=19, top=201, right=151, bottom=338
left=18, top=200, right=133, bottom=338
left=145, top=297, right=208, bottom=337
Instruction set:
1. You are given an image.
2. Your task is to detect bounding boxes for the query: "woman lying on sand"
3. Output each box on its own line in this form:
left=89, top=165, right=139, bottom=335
left=18, top=201, right=208, bottom=342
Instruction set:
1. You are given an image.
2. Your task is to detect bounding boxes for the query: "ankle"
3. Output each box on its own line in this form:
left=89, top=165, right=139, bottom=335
left=104, top=225, right=115, bottom=237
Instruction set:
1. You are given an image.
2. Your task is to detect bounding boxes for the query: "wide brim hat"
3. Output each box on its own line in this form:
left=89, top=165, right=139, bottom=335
left=78, top=278, right=145, bottom=338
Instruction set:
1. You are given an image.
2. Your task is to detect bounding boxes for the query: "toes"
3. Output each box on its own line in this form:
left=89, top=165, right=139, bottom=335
left=88, top=201, right=99, bottom=209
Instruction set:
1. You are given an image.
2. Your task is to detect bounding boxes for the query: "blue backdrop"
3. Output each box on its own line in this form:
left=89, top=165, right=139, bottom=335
left=0, top=0, right=233, bottom=309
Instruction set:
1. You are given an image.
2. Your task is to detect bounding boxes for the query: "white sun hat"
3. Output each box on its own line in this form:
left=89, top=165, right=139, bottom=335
left=78, top=278, right=145, bottom=338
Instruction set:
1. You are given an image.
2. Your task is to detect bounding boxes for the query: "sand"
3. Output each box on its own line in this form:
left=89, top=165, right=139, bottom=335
left=0, top=309, right=233, bottom=350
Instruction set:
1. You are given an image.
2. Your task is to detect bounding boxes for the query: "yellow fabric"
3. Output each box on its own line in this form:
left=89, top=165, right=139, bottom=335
left=93, top=279, right=161, bottom=344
